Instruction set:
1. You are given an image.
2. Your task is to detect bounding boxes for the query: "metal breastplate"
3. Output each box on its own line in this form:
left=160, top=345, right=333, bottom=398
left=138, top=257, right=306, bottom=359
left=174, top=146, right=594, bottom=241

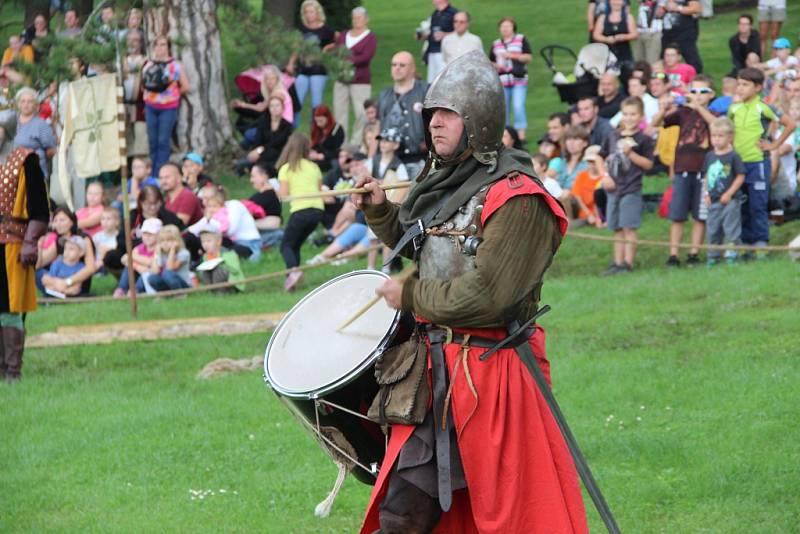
left=418, top=188, right=487, bottom=280
left=0, top=147, right=32, bottom=244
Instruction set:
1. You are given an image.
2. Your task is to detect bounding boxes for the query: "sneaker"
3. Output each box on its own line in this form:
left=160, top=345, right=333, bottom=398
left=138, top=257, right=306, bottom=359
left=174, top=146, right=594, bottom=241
left=707, top=257, right=719, bottom=267
left=601, top=263, right=622, bottom=276
left=284, top=270, right=304, bottom=292
left=331, top=257, right=348, bottom=266
left=113, top=288, right=125, bottom=298
left=666, top=255, right=680, bottom=267
left=618, top=263, right=633, bottom=274
left=686, top=254, right=701, bottom=267
left=312, top=235, right=334, bottom=247
left=306, top=254, right=325, bottom=266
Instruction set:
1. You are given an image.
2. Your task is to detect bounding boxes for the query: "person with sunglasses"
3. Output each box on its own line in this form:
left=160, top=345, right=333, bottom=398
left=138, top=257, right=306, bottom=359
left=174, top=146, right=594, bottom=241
left=651, top=74, right=717, bottom=267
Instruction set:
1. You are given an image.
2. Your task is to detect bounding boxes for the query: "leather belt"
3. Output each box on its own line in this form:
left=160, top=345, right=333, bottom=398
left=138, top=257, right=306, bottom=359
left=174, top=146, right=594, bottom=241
left=425, top=325, right=453, bottom=512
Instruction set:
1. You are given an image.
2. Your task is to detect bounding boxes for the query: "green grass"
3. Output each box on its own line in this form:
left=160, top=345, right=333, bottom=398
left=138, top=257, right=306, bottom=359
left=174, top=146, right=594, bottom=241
left=3, top=1, right=800, bottom=532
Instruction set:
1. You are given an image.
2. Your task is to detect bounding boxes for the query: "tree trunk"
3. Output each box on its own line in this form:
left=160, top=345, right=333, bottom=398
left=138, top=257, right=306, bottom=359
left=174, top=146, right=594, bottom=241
left=144, top=0, right=234, bottom=160
left=262, top=0, right=297, bottom=28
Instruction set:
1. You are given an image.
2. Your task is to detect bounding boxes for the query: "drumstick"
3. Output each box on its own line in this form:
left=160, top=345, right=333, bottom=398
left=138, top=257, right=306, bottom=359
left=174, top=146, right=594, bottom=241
left=336, top=265, right=416, bottom=332
left=283, top=182, right=411, bottom=202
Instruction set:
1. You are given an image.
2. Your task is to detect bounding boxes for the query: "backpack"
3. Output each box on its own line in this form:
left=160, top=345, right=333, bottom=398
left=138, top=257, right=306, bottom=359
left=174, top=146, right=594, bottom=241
left=142, top=61, right=172, bottom=93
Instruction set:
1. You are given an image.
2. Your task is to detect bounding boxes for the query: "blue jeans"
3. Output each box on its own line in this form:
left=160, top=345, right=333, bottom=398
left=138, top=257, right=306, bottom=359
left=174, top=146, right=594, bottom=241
left=259, top=228, right=284, bottom=248
left=293, top=74, right=328, bottom=127
left=145, top=104, right=178, bottom=177
left=118, top=266, right=146, bottom=293
left=236, top=238, right=263, bottom=263
left=741, top=159, right=771, bottom=246
left=503, top=84, right=528, bottom=131
left=147, top=270, right=190, bottom=292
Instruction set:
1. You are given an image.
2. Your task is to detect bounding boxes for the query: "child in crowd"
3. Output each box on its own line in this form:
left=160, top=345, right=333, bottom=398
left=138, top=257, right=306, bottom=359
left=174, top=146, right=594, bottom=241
left=113, top=217, right=161, bottom=297
left=569, top=145, right=605, bottom=227
left=116, top=156, right=158, bottom=211
left=663, top=43, right=696, bottom=94
left=532, top=153, right=563, bottom=198
left=652, top=74, right=716, bottom=267
left=41, top=236, right=87, bottom=297
left=763, top=38, right=798, bottom=85
left=552, top=126, right=590, bottom=219
left=598, top=96, right=655, bottom=275
left=192, top=185, right=262, bottom=262
left=366, top=127, right=409, bottom=183
left=772, top=99, right=800, bottom=198
left=76, top=182, right=105, bottom=237
left=146, top=224, right=193, bottom=292
left=195, top=221, right=245, bottom=292
left=728, top=68, right=796, bottom=254
left=92, top=207, right=120, bottom=267
left=703, top=117, right=746, bottom=265
left=182, top=152, right=213, bottom=195
left=709, top=76, right=737, bottom=116
left=362, top=99, right=380, bottom=157
left=248, top=164, right=284, bottom=249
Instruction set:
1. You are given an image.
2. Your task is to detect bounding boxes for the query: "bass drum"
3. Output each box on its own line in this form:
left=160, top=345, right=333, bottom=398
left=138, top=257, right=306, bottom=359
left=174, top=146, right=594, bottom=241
left=264, top=270, right=412, bottom=484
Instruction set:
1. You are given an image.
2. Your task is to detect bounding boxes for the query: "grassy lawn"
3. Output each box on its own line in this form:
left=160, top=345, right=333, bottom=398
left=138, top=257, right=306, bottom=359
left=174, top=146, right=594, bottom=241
left=3, top=1, right=800, bottom=533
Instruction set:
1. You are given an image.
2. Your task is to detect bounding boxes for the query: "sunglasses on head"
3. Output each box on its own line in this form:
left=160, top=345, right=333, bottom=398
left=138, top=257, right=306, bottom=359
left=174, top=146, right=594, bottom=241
left=689, top=87, right=713, bottom=94
left=652, top=72, right=667, bottom=80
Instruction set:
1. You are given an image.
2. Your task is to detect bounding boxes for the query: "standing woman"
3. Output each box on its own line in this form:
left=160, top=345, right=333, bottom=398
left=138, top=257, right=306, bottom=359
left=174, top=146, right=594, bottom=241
left=142, top=36, right=191, bottom=178
left=123, top=30, right=149, bottom=161
left=333, top=6, right=377, bottom=145
left=23, top=13, right=50, bottom=62
left=593, top=0, right=639, bottom=66
left=276, top=133, right=324, bottom=292
left=286, top=0, right=336, bottom=127
left=13, top=87, right=56, bottom=181
left=489, top=18, right=533, bottom=142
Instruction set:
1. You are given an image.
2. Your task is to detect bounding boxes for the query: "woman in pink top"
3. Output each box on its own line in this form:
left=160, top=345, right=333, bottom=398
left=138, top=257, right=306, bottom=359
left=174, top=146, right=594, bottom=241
left=75, top=182, right=105, bottom=237
left=142, top=36, right=191, bottom=177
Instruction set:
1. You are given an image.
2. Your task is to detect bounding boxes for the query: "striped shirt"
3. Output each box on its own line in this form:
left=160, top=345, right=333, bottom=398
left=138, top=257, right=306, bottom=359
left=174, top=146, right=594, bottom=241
left=489, top=34, right=532, bottom=87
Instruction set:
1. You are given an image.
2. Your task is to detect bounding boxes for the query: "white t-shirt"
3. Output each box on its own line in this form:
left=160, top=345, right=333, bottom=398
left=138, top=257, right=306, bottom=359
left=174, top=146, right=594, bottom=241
left=766, top=56, right=798, bottom=82
left=758, top=0, right=786, bottom=9
left=776, top=126, right=799, bottom=191
left=441, top=32, right=484, bottom=64
left=92, top=231, right=117, bottom=263
left=224, top=200, right=261, bottom=242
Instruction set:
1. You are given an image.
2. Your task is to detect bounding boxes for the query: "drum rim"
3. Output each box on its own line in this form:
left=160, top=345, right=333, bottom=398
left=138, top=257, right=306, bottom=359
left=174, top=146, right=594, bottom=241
left=264, top=269, right=399, bottom=399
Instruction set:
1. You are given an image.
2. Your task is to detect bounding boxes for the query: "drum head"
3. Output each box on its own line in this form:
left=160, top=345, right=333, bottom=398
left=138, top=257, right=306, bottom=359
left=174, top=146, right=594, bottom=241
left=265, top=270, right=399, bottom=398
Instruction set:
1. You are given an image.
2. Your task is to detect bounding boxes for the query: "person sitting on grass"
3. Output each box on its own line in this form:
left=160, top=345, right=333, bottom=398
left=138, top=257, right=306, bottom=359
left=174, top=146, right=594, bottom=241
left=702, top=117, right=746, bottom=265
left=40, top=236, right=87, bottom=297
left=191, top=185, right=262, bottom=262
left=145, top=224, right=193, bottom=292
left=76, top=182, right=105, bottom=237
left=114, top=217, right=161, bottom=298
left=36, top=207, right=97, bottom=295
left=531, top=152, right=564, bottom=199
left=248, top=163, right=284, bottom=250
left=569, top=144, right=606, bottom=228
left=115, top=156, right=158, bottom=212
left=597, top=96, right=655, bottom=275
left=651, top=74, right=716, bottom=267
left=92, top=207, right=120, bottom=269
left=182, top=152, right=214, bottom=195
left=195, top=220, right=245, bottom=293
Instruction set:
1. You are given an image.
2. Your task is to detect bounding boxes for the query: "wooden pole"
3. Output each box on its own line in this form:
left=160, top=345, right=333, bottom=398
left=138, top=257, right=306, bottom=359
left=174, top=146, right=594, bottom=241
left=283, top=182, right=411, bottom=203
left=116, top=80, right=137, bottom=318
left=336, top=264, right=416, bottom=332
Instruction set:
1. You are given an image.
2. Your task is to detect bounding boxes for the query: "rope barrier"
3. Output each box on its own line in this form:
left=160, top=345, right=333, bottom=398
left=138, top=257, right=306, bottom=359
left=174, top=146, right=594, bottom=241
left=566, top=230, right=800, bottom=253
left=37, top=244, right=385, bottom=305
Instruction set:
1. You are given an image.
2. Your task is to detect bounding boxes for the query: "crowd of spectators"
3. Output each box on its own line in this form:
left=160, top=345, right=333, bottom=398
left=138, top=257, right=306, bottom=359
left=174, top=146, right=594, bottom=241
left=2, top=0, right=799, bottom=299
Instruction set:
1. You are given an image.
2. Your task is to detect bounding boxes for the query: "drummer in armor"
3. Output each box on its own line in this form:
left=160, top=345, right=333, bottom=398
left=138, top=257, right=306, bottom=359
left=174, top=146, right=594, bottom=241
left=353, top=50, right=589, bottom=533
left=0, top=113, right=50, bottom=382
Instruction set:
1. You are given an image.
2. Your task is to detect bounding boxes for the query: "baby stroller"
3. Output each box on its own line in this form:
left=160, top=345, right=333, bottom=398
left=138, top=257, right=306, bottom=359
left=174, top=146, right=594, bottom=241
left=540, top=43, right=619, bottom=105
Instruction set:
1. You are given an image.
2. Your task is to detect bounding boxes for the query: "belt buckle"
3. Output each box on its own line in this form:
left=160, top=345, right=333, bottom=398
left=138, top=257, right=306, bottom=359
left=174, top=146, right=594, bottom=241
left=412, top=219, right=425, bottom=251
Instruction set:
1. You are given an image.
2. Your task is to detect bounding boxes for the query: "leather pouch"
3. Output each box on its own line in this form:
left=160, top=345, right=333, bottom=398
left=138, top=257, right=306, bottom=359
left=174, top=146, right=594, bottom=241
left=368, top=336, right=429, bottom=426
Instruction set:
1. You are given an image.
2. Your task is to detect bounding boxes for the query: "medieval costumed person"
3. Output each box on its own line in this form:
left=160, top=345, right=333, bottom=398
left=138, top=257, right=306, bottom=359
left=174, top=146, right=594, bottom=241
left=0, top=114, right=50, bottom=382
left=352, top=50, right=589, bottom=533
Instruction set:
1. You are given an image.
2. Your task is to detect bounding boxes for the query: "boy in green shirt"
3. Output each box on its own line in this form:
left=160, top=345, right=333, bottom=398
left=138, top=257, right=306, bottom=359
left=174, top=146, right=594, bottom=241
left=727, top=68, right=796, bottom=251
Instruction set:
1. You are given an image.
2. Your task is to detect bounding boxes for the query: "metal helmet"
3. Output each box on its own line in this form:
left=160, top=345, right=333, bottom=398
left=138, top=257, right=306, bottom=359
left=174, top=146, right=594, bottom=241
left=423, top=49, right=505, bottom=166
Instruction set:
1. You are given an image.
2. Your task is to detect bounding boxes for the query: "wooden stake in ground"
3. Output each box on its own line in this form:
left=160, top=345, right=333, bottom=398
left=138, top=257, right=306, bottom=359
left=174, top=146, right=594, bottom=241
left=336, top=265, right=416, bottom=332
left=115, top=47, right=136, bottom=317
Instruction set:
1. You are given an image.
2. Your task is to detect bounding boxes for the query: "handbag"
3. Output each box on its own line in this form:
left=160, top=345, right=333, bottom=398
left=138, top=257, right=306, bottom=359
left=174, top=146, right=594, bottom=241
left=367, top=335, right=430, bottom=427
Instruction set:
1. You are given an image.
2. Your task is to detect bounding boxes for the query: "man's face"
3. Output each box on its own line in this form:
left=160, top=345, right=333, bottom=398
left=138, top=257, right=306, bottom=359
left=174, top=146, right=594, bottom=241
left=101, top=7, right=114, bottom=24
left=649, top=75, right=668, bottom=97
left=429, top=108, right=464, bottom=159
left=391, top=53, right=415, bottom=83
left=453, top=13, right=469, bottom=35
left=65, top=11, right=78, bottom=28
left=159, top=166, right=180, bottom=192
left=738, top=17, right=751, bottom=35
left=577, top=99, right=597, bottom=124
left=547, top=118, right=566, bottom=142
left=628, top=78, right=646, bottom=98
left=599, top=75, right=618, bottom=97
left=338, top=151, right=352, bottom=172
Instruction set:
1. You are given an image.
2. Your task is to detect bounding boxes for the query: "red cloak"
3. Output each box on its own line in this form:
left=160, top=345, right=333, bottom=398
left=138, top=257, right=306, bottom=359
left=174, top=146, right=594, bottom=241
left=359, top=176, right=588, bottom=533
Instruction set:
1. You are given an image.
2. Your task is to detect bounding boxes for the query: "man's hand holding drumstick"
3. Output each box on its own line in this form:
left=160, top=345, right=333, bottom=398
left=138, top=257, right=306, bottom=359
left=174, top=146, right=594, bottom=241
left=351, top=177, right=406, bottom=312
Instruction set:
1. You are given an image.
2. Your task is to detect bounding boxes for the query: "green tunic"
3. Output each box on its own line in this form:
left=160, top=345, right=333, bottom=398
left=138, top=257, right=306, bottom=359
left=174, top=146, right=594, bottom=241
left=363, top=192, right=562, bottom=329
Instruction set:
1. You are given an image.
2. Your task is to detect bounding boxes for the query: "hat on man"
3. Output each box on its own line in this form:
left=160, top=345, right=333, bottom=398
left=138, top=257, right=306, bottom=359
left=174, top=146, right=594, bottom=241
left=583, top=145, right=602, bottom=162
left=773, top=38, right=791, bottom=50
left=183, top=152, right=204, bottom=166
left=64, top=235, right=86, bottom=255
left=376, top=127, right=402, bottom=144
left=350, top=152, right=368, bottom=162
left=141, top=218, right=164, bottom=235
